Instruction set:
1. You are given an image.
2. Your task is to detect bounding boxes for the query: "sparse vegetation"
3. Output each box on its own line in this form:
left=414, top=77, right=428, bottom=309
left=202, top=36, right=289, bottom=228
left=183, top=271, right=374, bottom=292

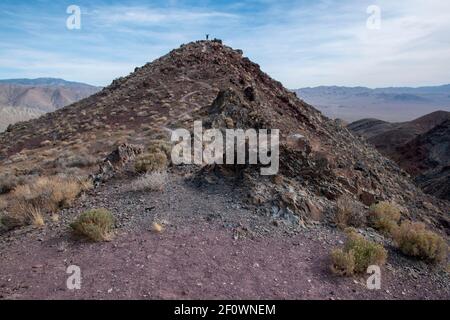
left=135, top=151, right=168, bottom=173
left=130, top=171, right=168, bottom=192
left=55, top=152, right=97, bottom=168
left=29, top=206, right=45, bottom=227
left=368, top=201, right=401, bottom=234
left=147, top=139, right=172, bottom=158
left=0, top=172, right=23, bottom=194
left=334, top=195, right=366, bottom=228
left=1, top=176, right=85, bottom=228
left=393, top=221, right=447, bottom=264
left=330, top=249, right=355, bottom=276
left=331, top=230, right=387, bottom=276
left=70, top=208, right=115, bottom=242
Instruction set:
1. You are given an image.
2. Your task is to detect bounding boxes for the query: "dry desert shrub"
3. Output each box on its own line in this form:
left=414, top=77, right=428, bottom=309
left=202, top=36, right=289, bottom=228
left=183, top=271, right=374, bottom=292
left=55, top=152, right=97, bottom=168
left=70, top=208, right=115, bottom=242
left=147, top=139, right=172, bottom=158
left=368, top=201, right=401, bottom=234
left=331, top=230, right=387, bottom=276
left=1, top=176, right=84, bottom=228
left=0, top=172, right=25, bottom=194
left=393, top=221, right=447, bottom=264
left=334, top=195, right=366, bottom=228
left=135, top=151, right=168, bottom=173
left=330, top=249, right=355, bottom=276
left=130, top=171, right=168, bottom=192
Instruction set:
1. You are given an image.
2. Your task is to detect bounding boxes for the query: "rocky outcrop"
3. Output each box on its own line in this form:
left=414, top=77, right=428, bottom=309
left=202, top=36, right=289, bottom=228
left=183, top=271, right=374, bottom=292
left=92, top=143, right=144, bottom=185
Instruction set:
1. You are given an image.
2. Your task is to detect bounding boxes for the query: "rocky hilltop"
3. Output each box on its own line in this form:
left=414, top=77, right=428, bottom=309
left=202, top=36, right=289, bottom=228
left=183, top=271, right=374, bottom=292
left=0, top=41, right=448, bottom=299
left=1, top=41, right=447, bottom=228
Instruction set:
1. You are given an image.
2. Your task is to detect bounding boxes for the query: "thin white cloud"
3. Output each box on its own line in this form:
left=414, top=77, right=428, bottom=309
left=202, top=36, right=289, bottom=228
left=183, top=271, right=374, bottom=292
left=91, top=6, right=239, bottom=26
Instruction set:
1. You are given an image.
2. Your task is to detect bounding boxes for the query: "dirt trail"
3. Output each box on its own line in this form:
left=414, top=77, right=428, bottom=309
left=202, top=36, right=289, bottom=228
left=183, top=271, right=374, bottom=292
left=0, top=174, right=448, bottom=300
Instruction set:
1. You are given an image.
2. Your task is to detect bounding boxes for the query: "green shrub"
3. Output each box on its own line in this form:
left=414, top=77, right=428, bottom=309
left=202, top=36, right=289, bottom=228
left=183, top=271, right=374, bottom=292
left=135, top=151, right=168, bottom=173
left=330, top=248, right=355, bottom=276
left=70, top=208, right=115, bottom=242
left=147, top=139, right=172, bottom=158
left=393, top=221, right=447, bottom=264
left=368, top=201, right=401, bottom=234
left=331, top=230, right=387, bottom=276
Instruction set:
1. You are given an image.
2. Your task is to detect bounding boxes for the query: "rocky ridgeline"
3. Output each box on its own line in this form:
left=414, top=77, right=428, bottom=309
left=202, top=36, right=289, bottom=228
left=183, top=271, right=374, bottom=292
left=0, top=40, right=448, bottom=234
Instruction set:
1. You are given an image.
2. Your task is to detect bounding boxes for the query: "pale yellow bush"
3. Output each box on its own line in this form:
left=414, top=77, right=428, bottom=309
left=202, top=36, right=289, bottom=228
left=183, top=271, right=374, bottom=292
left=135, top=151, right=168, bottom=173
left=393, top=221, right=447, bottom=264
left=2, top=176, right=84, bottom=228
left=331, top=230, right=387, bottom=276
left=369, top=201, right=401, bottom=234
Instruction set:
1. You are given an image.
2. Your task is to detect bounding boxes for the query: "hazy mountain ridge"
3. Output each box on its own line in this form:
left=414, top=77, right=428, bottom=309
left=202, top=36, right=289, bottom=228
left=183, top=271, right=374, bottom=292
left=295, top=85, right=450, bottom=122
left=0, top=78, right=100, bottom=88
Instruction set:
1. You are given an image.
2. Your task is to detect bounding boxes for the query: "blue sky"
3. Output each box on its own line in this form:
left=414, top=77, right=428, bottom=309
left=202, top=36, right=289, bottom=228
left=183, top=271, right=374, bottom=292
left=0, top=0, right=449, bottom=88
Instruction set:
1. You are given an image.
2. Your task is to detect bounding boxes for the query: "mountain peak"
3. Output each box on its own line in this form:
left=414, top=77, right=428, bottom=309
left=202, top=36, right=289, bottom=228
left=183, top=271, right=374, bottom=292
left=0, top=41, right=448, bottom=236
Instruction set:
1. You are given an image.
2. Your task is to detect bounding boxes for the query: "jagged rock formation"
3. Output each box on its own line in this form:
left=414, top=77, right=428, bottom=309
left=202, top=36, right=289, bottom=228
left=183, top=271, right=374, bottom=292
left=92, top=143, right=144, bottom=185
left=0, top=41, right=448, bottom=233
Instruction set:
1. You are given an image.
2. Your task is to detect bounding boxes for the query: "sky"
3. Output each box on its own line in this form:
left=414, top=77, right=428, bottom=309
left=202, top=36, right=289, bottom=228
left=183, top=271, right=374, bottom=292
left=0, top=0, right=449, bottom=88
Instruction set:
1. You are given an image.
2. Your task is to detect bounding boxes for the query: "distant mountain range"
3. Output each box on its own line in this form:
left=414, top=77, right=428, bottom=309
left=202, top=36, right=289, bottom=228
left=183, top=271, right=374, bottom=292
left=0, top=78, right=101, bottom=132
left=295, top=85, right=450, bottom=122
left=0, top=77, right=99, bottom=88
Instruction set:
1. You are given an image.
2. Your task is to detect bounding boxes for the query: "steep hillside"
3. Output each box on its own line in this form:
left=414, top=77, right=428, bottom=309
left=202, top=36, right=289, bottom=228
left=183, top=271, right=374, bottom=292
left=396, top=120, right=450, bottom=201
left=349, top=111, right=450, bottom=158
left=0, top=106, right=44, bottom=132
left=349, top=111, right=450, bottom=200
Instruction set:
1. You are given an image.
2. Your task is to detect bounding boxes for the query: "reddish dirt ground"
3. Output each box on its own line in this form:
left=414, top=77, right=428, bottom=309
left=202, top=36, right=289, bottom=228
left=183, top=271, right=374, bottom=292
left=1, top=175, right=448, bottom=300
left=1, top=220, right=448, bottom=300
